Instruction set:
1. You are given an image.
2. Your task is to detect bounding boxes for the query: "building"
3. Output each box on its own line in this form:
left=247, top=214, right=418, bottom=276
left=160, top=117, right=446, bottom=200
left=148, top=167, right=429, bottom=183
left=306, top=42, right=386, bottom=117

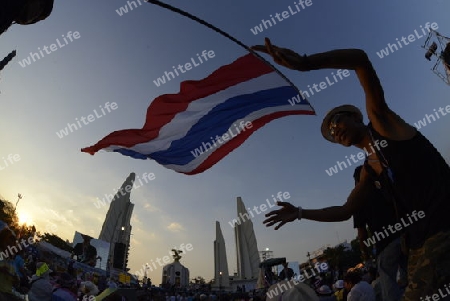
left=98, top=173, right=135, bottom=271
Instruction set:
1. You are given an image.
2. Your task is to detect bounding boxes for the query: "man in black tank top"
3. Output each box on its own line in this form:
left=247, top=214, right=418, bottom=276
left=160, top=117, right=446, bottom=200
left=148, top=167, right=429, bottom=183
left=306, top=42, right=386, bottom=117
left=253, top=38, right=450, bottom=301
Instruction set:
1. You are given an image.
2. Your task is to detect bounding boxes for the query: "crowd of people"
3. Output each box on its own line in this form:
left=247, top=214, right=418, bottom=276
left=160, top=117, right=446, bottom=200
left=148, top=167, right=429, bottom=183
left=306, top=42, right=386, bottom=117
left=267, top=261, right=383, bottom=301
left=0, top=217, right=385, bottom=301
left=0, top=220, right=152, bottom=301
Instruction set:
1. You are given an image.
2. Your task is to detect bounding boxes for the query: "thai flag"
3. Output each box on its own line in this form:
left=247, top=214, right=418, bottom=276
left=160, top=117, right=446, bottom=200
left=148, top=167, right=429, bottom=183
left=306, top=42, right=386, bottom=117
left=82, top=53, right=315, bottom=175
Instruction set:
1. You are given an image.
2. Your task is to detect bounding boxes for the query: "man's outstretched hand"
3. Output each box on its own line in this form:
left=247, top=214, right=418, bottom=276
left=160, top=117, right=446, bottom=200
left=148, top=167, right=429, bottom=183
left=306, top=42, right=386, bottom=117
left=251, top=37, right=310, bottom=71
left=263, top=201, right=300, bottom=230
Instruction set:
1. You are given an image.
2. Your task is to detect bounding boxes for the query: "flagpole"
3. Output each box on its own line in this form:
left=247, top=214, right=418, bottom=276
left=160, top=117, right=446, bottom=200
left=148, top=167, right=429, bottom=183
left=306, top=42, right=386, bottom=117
left=147, top=0, right=250, bottom=52
left=146, top=0, right=315, bottom=113
left=0, top=50, right=16, bottom=71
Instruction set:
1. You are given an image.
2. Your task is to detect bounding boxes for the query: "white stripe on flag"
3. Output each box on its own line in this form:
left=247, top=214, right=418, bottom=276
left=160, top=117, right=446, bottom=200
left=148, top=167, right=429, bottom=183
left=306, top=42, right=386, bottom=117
left=163, top=103, right=312, bottom=173
left=104, top=72, right=289, bottom=153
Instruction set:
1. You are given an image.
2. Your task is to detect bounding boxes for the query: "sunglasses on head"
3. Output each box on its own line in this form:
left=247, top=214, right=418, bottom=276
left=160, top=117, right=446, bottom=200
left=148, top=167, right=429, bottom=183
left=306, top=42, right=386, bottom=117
left=328, top=113, right=351, bottom=137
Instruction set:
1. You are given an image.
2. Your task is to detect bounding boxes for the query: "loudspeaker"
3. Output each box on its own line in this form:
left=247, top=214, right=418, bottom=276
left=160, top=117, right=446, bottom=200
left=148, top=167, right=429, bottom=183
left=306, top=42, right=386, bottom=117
left=113, top=243, right=126, bottom=269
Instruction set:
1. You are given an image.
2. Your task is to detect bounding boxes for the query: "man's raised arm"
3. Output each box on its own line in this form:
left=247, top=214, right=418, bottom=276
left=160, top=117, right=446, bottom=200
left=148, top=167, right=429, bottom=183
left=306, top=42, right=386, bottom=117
left=252, top=38, right=416, bottom=140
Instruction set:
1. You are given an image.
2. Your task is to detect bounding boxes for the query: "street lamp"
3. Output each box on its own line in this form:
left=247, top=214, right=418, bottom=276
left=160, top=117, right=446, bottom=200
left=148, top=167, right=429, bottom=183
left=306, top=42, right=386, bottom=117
left=219, top=271, right=222, bottom=292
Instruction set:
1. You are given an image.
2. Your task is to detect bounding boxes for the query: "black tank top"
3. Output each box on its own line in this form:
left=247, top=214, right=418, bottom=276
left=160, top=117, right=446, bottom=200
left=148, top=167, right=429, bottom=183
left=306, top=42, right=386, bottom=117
left=357, top=162, right=402, bottom=253
left=368, top=123, right=450, bottom=249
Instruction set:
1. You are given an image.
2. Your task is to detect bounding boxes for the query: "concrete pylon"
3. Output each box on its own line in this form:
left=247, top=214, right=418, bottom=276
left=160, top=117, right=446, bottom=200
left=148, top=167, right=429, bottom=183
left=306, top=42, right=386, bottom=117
left=213, top=221, right=230, bottom=290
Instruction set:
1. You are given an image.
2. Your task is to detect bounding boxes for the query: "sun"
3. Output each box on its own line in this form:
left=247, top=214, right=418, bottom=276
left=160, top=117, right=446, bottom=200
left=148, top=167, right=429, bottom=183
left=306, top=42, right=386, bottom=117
left=18, top=212, right=33, bottom=225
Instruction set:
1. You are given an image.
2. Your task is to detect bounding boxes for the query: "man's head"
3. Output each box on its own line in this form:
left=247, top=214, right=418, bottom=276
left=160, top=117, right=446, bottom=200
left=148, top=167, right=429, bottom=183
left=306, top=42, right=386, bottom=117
left=36, top=262, right=52, bottom=278
left=14, top=0, right=54, bottom=25
left=266, top=280, right=319, bottom=301
left=321, top=105, right=366, bottom=146
left=0, top=221, right=17, bottom=250
left=343, top=270, right=362, bottom=291
left=81, top=234, right=93, bottom=244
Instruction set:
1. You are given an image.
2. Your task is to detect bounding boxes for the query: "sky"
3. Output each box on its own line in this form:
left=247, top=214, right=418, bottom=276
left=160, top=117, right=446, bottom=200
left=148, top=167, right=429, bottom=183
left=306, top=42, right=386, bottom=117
left=1, top=0, right=449, bottom=284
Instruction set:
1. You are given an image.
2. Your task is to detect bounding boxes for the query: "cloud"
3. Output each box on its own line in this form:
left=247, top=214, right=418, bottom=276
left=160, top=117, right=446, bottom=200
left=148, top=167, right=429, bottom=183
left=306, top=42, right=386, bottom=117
left=143, top=203, right=158, bottom=212
left=131, top=215, right=143, bottom=225
left=167, top=222, right=184, bottom=232
left=131, top=236, right=142, bottom=246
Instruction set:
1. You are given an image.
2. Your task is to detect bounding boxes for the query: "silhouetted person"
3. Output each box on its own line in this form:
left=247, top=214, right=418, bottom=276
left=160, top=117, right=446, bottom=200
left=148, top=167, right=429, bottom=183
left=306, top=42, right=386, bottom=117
left=73, top=234, right=97, bottom=267
left=0, top=0, right=54, bottom=36
left=255, top=37, right=450, bottom=301
left=278, top=262, right=294, bottom=280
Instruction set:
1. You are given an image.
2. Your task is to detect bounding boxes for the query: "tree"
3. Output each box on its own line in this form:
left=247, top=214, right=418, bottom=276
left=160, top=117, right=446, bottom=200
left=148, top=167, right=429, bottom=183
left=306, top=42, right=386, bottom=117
left=0, top=198, right=19, bottom=229
left=323, top=244, right=346, bottom=270
left=38, top=232, right=73, bottom=252
left=191, top=276, right=206, bottom=285
left=323, top=240, right=362, bottom=272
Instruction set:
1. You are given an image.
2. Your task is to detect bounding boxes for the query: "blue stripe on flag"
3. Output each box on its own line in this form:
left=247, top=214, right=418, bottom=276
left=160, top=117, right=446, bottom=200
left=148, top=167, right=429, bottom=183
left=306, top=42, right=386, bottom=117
left=113, top=148, right=148, bottom=160
left=148, top=86, right=304, bottom=165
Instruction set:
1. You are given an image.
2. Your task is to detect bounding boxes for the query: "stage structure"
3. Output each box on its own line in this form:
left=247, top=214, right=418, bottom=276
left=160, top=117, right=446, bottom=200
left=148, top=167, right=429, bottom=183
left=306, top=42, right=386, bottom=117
left=422, top=29, right=450, bottom=85
left=72, top=231, right=110, bottom=270
left=98, top=173, right=135, bottom=271
left=212, top=221, right=230, bottom=290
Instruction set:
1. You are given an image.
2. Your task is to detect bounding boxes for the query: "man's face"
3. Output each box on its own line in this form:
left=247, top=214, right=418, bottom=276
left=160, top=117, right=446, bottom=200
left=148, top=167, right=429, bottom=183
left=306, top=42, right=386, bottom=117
left=328, top=113, right=363, bottom=146
left=343, top=280, right=352, bottom=291
left=15, top=0, right=46, bottom=25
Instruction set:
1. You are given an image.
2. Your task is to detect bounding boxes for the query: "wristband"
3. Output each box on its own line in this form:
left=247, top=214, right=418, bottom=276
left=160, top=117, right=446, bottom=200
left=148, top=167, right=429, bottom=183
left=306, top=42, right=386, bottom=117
left=297, top=206, right=303, bottom=220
